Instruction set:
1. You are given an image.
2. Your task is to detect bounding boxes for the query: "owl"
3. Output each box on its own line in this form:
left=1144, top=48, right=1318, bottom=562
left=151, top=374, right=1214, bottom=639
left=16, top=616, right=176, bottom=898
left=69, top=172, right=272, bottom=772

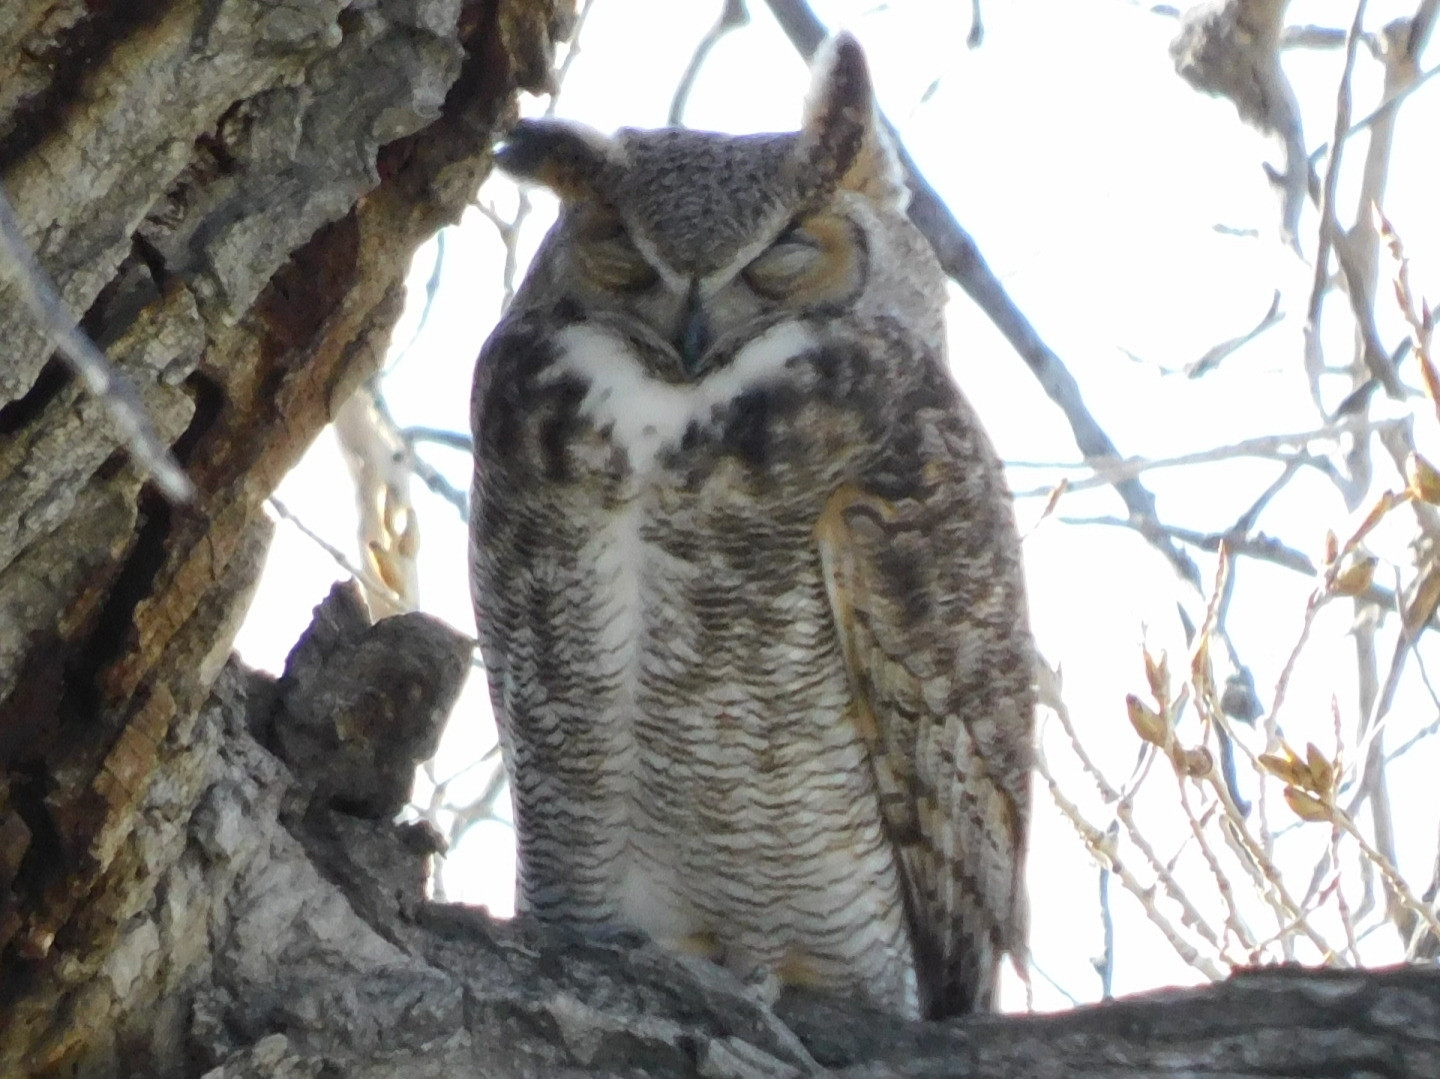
left=469, top=34, right=1034, bottom=1020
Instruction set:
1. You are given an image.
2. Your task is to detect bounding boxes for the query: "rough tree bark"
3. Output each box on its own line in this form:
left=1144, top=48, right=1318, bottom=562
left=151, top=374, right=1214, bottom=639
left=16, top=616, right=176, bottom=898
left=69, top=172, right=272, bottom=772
left=1, top=2, right=1439, bottom=1077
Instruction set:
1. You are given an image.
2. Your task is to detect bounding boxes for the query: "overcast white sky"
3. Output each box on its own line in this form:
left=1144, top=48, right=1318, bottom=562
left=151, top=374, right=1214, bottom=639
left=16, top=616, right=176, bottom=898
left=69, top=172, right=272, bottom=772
left=235, top=0, right=1440, bottom=1011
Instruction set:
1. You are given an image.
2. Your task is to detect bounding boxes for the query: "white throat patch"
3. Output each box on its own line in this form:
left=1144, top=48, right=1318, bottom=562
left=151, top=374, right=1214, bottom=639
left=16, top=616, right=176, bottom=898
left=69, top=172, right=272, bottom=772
left=550, top=320, right=815, bottom=474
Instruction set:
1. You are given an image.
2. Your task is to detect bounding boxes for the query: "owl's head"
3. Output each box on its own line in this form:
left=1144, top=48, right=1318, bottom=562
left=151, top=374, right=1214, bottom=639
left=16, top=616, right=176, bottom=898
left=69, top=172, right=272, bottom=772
left=495, top=34, right=928, bottom=381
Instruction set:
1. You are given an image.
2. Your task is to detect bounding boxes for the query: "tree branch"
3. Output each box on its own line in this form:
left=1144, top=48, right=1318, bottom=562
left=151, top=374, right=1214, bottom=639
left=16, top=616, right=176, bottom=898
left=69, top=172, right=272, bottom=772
left=0, top=186, right=194, bottom=502
left=761, top=0, right=1202, bottom=589
left=669, top=0, right=750, bottom=126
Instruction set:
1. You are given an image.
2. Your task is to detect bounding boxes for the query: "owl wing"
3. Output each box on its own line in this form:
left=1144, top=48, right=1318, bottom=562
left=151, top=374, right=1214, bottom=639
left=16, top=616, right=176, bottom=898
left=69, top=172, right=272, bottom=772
left=814, top=405, right=1033, bottom=1019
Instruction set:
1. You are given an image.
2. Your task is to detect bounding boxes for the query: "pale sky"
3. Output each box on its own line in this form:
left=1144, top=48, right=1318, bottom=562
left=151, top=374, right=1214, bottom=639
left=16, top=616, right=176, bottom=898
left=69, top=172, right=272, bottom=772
left=235, top=0, right=1440, bottom=1012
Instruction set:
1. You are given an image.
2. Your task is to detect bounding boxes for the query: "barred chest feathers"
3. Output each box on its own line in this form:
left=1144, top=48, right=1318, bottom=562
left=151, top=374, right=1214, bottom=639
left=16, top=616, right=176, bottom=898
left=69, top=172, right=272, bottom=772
left=533, top=316, right=919, bottom=1011
left=470, top=31, right=1035, bottom=1021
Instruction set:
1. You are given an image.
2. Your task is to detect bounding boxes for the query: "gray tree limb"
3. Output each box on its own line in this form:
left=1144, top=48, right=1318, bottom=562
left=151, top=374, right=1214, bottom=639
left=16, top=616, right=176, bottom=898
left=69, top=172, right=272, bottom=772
left=11, top=582, right=1440, bottom=1078
left=761, top=0, right=1202, bottom=589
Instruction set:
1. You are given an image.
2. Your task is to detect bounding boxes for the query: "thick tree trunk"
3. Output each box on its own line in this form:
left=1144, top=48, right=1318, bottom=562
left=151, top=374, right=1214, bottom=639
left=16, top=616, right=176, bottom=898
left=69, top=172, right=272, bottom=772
left=0, top=0, right=566, bottom=1072
left=2, top=2, right=1438, bottom=1077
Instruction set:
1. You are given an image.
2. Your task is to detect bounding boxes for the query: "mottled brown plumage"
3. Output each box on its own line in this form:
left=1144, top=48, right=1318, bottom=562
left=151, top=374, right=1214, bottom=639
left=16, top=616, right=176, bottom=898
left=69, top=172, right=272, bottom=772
left=470, top=34, right=1033, bottom=1019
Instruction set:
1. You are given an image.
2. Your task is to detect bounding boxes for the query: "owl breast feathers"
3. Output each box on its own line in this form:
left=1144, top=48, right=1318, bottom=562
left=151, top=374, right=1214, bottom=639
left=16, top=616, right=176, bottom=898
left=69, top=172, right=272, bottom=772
left=469, top=32, right=1034, bottom=1020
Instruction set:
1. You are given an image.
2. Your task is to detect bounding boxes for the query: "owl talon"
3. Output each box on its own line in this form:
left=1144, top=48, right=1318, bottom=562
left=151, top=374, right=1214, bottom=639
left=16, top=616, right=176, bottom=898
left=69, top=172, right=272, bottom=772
left=740, top=965, right=783, bottom=1008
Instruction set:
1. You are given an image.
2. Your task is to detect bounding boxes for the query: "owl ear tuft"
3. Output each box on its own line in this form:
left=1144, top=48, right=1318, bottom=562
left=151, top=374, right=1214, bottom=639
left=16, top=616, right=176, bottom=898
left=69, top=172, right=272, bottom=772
left=494, top=119, right=618, bottom=201
left=796, top=33, right=909, bottom=211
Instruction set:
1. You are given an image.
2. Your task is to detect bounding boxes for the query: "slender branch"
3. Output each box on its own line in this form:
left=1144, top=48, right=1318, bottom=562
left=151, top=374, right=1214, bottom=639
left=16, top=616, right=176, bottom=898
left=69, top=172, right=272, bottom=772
left=1096, top=830, right=1115, bottom=999
left=1009, top=416, right=1405, bottom=497
left=1041, top=668, right=1233, bottom=966
left=968, top=1, right=985, bottom=48
left=761, top=0, right=1202, bottom=589
left=405, top=427, right=474, bottom=453
left=365, top=402, right=470, bottom=520
left=1336, top=808, right=1440, bottom=946
left=1184, top=290, right=1284, bottom=378
left=1304, top=1, right=1405, bottom=405
left=1283, top=25, right=1360, bottom=49
left=0, top=185, right=194, bottom=503
left=1028, top=961, right=1082, bottom=1008
left=267, top=496, right=401, bottom=607
left=1387, top=712, right=1440, bottom=764
left=668, top=0, right=750, bottom=127
left=386, top=229, right=448, bottom=371
left=1036, top=731, right=1229, bottom=980
left=1059, top=515, right=1317, bottom=577
left=1308, top=62, right=1440, bottom=166
left=547, top=0, right=601, bottom=116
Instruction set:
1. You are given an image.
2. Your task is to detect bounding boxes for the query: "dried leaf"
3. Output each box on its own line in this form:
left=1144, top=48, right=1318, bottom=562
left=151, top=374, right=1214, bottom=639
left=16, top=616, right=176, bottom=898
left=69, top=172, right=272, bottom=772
left=1323, top=529, right=1339, bottom=566
left=1189, top=632, right=1211, bottom=697
left=1037, top=478, right=1068, bottom=523
left=1178, top=746, right=1213, bottom=778
left=1258, top=750, right=1310, bottom=788
left=1344, top=491, right=1397, bottom=552
left=1304, top=742, right=1334, bottom=797
left=1404, top=562, right=1440, bottom=638
left=1330, top=553, right=1377, bottom=597
left=1126, top=693, right=1167, bottom=746
left=1407, top=452, right=1440, bottom=504
left=1145, top=648, right=1170, bottom=709
left=367, top=541, right=407, bottom=593
left=1419, top=354, right=1440, bottom=421
left=1283, top=786, right=1331, bottom=823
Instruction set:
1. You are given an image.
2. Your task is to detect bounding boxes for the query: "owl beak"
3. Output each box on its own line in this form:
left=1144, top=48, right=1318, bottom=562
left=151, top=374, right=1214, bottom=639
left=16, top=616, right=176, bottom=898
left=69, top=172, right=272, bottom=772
left=675, top=280, right=710, bottom=375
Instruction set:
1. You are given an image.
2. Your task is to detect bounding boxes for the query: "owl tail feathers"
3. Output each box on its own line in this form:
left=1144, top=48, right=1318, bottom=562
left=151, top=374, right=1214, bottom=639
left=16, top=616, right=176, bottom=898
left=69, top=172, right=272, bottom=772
left=796, top=32, right=909, bottom=213
left=918, top=917, right=1033, bottom=1019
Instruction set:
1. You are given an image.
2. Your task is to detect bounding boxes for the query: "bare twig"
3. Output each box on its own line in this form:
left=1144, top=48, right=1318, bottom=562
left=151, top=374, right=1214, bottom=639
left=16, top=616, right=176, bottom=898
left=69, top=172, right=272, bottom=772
left=369, top=400, right=470, bottom=520
left=1283, top=24, right=1360, bottom=50
left=1041, top=666, right=1232, bottom=964
left=475, top=190, right=533, bottom=314
left=1208, top=756, right=1341, bottom=961
left=761, top=0, right=1202, bottom=590
left=1384, top=712, right=1440, bottom=764
left=1303, top=1, right=1406, bottom=404
left=548, top=0, right=601, bottom=115
left=1036, top=731, right=1229, bottom=980
left=1095, top=824, right=1117, bottom=999
left=1336, top=807, right=1440, bottom=947
left=1184, top=290, right=1284, bottom=378
left=1309, top=63, right=1440, bottom=167
left=1029, top=962, right=1081, bottom=1008
left=479, top=0, right=599, bottom=309
left=387, top=230, right=448, bottom=370
left=1008, top=416, right=1406, bottom=498
left=669, top=0, right=750, bottom=126
left=1059, top=515, right=1317, bottom=577
left=267, top=496, right=401, bottom=607
left=0, top=185, right=194, bottom=502
left=1169, top=0, right=1309, bottom=246
left=393, top=422, right=473, bottom=519
left=405, top=427, right=474, bottom=453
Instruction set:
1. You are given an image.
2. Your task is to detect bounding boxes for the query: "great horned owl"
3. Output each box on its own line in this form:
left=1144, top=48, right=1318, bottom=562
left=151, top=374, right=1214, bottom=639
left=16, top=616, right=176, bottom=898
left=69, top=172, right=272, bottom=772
left=469, top=34, right=1033, bottom=1019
